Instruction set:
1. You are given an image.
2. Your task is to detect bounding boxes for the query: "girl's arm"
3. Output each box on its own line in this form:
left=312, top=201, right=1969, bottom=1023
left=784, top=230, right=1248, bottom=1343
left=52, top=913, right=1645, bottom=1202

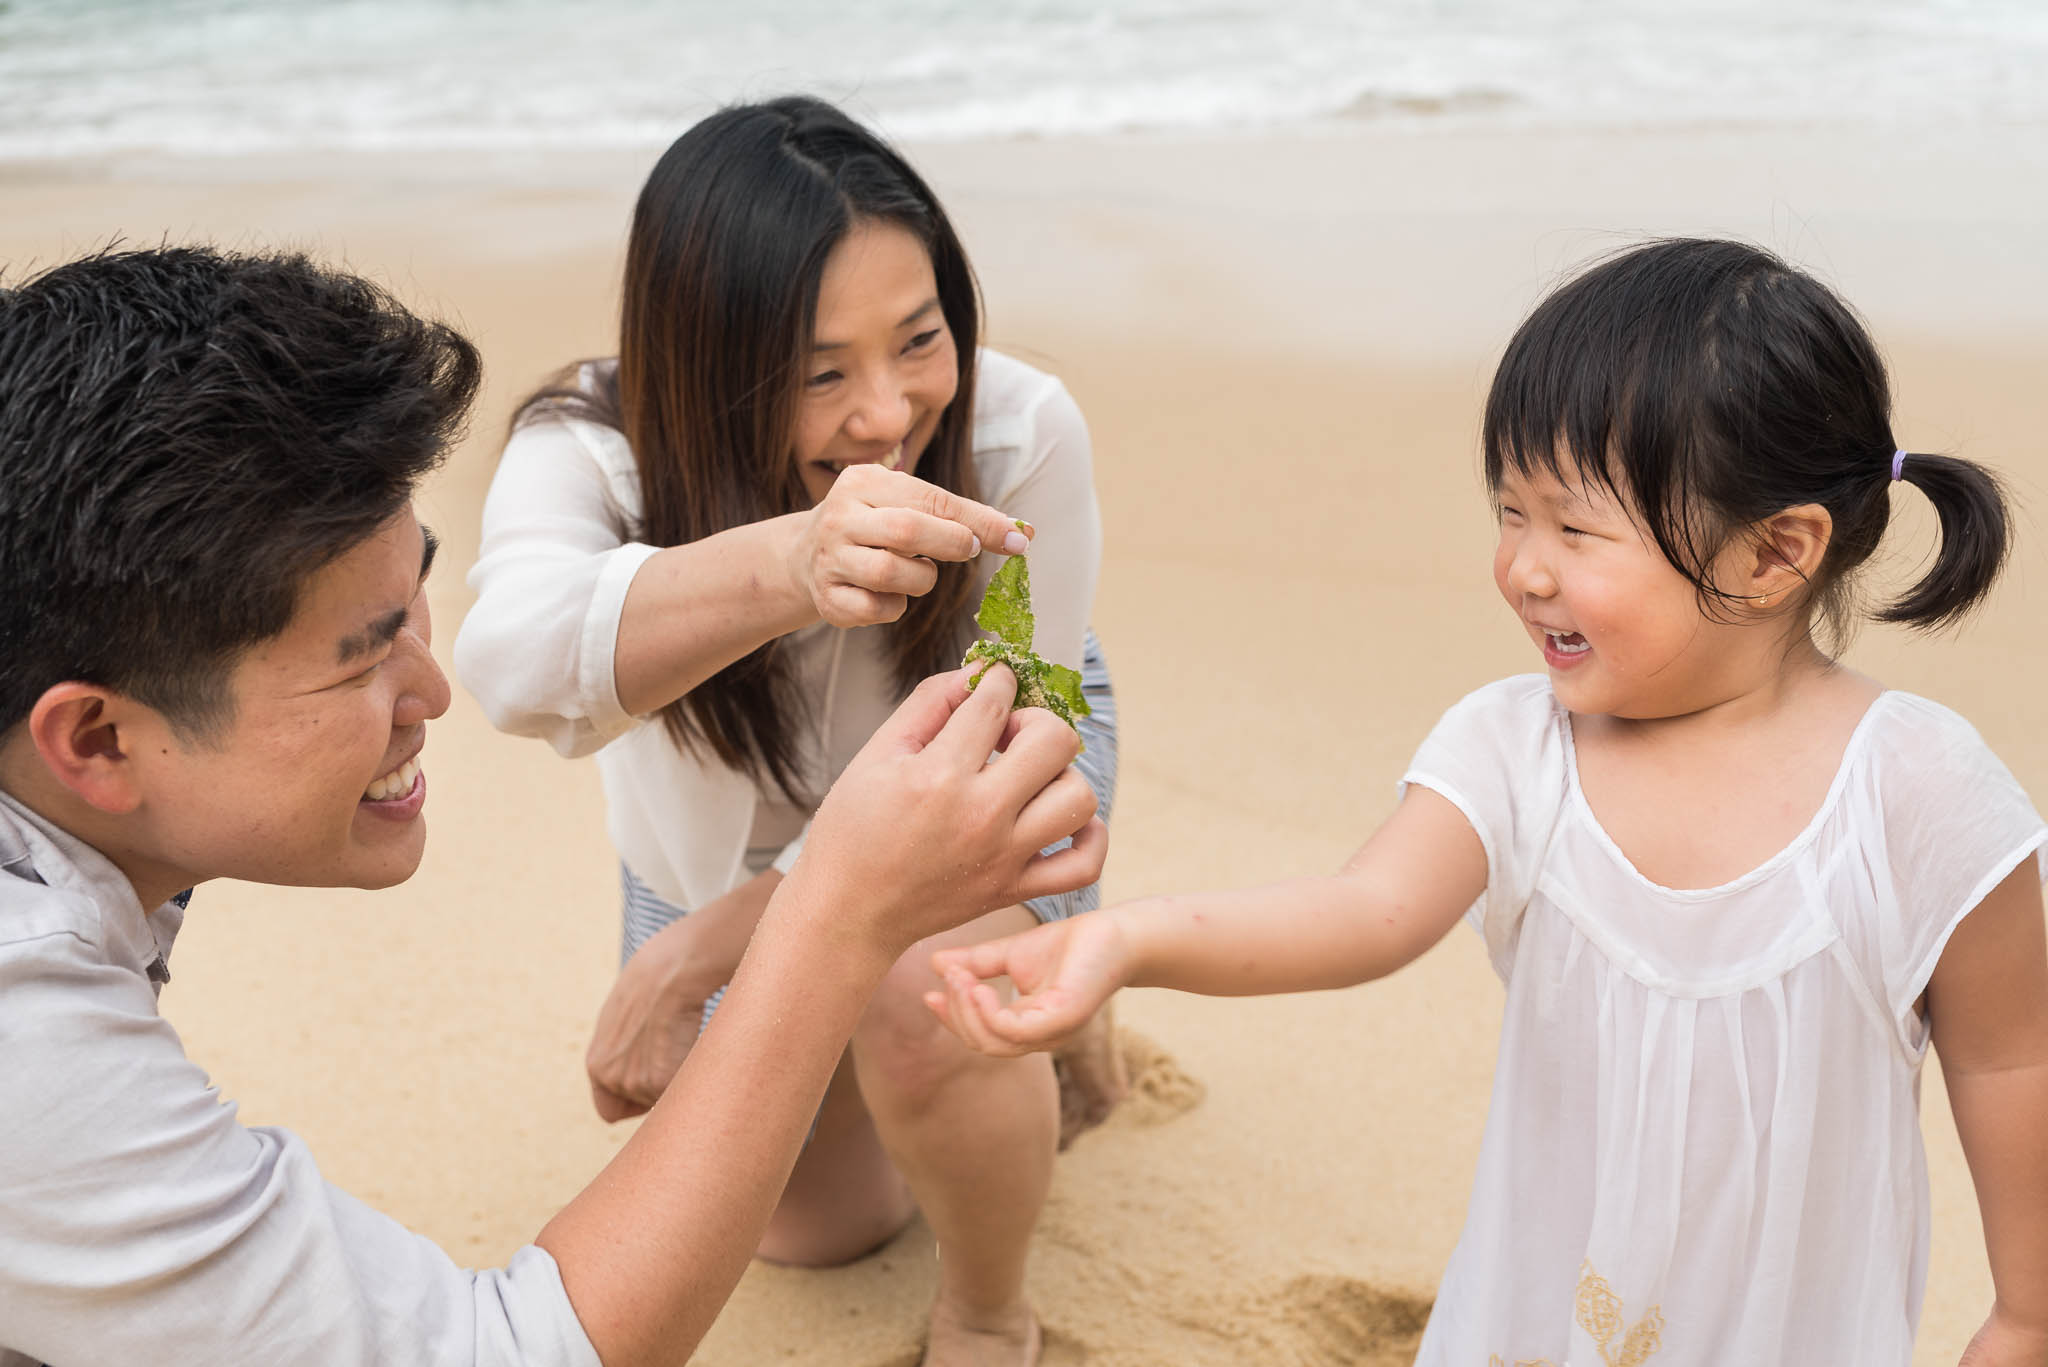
left=1930, top=860, right=2048, bottom=1364
left=928, top=785, right=1486, bottom=1052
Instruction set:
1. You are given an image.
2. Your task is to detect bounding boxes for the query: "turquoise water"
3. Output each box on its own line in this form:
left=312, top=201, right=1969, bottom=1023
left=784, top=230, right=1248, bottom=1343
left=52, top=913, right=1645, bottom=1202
left=3, top=0, right=2046, bottom=158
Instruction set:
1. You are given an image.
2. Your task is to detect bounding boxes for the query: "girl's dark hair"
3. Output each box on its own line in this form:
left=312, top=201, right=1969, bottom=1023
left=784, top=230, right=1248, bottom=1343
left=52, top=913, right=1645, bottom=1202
left=1483, top=237, right=2011, bottom=639
left=0, top=245, right=478, bottom=741
left=518, top=95, right=982, bottom=803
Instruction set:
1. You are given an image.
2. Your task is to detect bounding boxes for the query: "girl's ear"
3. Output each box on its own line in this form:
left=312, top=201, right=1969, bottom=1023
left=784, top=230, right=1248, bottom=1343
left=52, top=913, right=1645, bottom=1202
left=1745, top=503, right=1834, bottom=602
left=27, top=683, right=149, bottom=815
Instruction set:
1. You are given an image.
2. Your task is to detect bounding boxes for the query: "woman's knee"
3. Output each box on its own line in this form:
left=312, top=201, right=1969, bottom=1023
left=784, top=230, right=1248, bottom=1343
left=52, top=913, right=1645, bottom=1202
left=851, top=944, right=984, bottom=1107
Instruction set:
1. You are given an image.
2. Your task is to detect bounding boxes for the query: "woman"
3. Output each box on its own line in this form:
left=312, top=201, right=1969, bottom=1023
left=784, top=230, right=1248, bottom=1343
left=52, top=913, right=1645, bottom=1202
left=455, top=96, right=1118, bottom=1366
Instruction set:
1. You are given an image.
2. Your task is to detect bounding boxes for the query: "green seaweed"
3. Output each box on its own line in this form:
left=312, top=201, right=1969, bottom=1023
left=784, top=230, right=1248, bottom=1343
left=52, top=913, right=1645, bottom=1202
left=962, top=551, right=1091, bottom=738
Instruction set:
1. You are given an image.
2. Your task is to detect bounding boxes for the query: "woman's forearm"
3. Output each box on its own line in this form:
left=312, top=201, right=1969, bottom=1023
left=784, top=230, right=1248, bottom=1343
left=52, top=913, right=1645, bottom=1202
left=613, top=513, right=816, bottom=717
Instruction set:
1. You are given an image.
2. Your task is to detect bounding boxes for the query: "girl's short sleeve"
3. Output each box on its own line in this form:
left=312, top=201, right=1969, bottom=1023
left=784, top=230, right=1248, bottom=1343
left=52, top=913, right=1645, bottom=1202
left=1870, top=695, right=2048, bottom=1046
left=1398, top=675, right=1569, bottom=980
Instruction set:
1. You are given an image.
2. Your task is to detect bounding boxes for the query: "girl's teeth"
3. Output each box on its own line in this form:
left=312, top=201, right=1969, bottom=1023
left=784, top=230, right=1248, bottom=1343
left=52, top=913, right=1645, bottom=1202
left=881, top=444, right=903, bottom=470
left=1548, top=632, right=1591, bottom=655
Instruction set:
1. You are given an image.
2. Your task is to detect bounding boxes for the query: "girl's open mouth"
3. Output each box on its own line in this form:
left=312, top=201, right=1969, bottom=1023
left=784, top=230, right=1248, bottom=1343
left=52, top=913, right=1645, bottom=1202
left=1542, top=630, right=1591, bottom=667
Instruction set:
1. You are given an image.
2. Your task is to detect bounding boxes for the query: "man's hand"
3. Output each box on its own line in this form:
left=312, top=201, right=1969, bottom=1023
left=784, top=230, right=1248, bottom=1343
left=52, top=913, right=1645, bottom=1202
left=794, top=664, right=1105, bottom=957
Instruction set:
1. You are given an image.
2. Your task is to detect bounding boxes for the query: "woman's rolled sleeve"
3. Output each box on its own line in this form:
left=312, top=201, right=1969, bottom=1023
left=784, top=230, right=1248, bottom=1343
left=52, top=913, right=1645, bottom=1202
left=456, top=420, right=658, bottom=758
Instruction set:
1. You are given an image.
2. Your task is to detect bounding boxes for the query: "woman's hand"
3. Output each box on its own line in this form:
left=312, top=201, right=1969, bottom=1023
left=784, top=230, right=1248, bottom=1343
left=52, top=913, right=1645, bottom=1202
left=789, top=464, right=1031, bottom=627
left=1958, top=1308, right=2048, bottom=1366
left=585, top=870, right=783, bottom=1122
left=924, top=911, right=1136, bottom=1057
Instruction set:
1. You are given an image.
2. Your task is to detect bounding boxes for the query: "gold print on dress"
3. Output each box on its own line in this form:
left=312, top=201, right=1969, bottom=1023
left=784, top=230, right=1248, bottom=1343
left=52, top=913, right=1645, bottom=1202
left=1488, top=1356, right=1557, bottom=1367
left=1574, top=1262, right=1664, bottom=1366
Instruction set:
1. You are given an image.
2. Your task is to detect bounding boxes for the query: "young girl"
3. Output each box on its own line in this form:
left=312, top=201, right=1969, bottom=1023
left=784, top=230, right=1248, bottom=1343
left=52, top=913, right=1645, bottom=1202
left=926, top=238, right=2048, bottom=1366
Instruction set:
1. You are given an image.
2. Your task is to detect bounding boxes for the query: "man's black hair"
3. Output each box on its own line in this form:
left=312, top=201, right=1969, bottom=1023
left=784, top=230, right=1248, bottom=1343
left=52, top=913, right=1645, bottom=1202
left=0, top=245, right=481, bottom=739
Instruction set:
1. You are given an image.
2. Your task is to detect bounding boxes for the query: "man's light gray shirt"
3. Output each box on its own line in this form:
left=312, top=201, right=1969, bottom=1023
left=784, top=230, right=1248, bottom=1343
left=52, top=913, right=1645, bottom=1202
left=0, top=793, right=599, bottom=1367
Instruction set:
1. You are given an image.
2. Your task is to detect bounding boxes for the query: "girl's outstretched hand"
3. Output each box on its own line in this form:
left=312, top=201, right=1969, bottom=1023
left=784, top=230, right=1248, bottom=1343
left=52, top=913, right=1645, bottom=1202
left=791, top=464, right=1032, bottom=628
left=925, top=912, right=1133, bottom=1057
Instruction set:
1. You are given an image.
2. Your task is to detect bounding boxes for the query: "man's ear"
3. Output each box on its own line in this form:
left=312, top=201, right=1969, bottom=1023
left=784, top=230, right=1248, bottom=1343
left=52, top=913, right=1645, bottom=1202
left=27, top=683, right=151, bottom=814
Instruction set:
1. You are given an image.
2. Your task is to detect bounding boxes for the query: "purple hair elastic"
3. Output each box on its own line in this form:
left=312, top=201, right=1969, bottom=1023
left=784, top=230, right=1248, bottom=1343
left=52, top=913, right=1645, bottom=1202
left=1891, top=449, right=1908, bottom=481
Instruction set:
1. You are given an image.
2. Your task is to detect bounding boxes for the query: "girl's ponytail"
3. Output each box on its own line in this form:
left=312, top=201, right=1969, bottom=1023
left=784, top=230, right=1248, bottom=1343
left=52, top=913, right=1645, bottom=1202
left=1877, top=452, right=2013, bottom=630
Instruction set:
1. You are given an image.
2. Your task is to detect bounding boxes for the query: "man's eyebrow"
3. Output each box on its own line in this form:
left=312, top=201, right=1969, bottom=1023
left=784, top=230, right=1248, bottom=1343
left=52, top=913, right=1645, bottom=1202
left=811, top=297, right=941, bottom=352
left=336, top=525, right=439, bottom=665
left=337, top=608, right=408, bottom=666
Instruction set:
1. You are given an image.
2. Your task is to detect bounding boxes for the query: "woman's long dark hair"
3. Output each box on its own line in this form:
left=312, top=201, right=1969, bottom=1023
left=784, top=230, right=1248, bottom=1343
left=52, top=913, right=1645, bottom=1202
left=1483, top=237, right=2011, bottom=642
left=518, top=96, right=983, bottom=803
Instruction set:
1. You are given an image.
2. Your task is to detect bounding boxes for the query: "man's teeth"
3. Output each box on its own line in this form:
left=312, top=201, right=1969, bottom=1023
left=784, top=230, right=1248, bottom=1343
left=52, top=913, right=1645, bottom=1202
left=364, top=758, right=420, bottom=801
left=1547, top=631, right=1591, bottom=655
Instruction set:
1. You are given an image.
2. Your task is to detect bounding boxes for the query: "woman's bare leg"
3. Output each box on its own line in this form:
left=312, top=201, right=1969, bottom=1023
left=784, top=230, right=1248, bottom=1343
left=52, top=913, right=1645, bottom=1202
left=755, top=1051, right=916, bottom=1267
left=854, top=904, right=1055, bottom=1367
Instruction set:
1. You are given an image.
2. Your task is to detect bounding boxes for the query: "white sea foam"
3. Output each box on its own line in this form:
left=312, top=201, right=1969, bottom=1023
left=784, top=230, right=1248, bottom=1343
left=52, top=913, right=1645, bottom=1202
left=2, top=0, right=2045, bottom=160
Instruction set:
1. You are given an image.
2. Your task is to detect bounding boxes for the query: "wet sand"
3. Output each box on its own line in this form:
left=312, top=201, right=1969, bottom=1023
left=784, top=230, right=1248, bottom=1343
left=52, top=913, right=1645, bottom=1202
left=5, top=119, right=2045, bottom=1364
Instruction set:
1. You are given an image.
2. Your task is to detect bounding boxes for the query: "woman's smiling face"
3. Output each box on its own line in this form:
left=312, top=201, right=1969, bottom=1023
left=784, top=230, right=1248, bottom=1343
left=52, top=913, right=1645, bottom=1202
left=792, top=218, right=959, bottom=506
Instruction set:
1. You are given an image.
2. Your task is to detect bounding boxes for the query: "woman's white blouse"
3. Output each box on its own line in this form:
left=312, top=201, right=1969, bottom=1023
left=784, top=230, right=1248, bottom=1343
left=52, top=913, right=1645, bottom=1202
left=1402, top=675, right=2046, bottom=1367
left=455, top=350, right=1101, bottom=910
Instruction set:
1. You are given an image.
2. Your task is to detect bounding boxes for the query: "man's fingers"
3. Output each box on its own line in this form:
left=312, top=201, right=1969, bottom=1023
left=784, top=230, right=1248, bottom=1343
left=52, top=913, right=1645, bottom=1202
left=869, top=668, right=977, bottom=757
left=985, top=705, right=1082, bottom=801
left=1010, top=817, right=1109, bottom=905
left=923, top=662, right=1018, bottom=766
left=1013, top=767, right=1099, bottom=855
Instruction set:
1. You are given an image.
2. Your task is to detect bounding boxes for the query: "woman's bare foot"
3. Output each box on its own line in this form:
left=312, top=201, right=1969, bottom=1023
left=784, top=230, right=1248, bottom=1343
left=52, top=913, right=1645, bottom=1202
left=1051, top=996, right=1128, bottom=1150
left=920, top=1298, right=1041, bottom=1367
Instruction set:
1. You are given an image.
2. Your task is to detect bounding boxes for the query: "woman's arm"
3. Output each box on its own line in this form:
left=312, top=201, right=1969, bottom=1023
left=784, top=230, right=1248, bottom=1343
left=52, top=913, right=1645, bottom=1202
left=457, top=420, right=1032, bottom=743
left=1930, top=860, right=2048, bottom=1364
left=928, top=785, right=1486, bottom=1053
left=609, top=463, right=1037, bottom=720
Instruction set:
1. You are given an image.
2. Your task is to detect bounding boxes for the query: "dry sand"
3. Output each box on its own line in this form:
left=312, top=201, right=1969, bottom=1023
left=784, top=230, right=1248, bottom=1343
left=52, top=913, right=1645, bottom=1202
left=4, top=120, right=2046, bottom=1365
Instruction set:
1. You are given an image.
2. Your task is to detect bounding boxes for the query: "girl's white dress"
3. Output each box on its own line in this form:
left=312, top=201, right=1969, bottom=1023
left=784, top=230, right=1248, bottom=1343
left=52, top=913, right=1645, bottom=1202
left=1402, top=675, right=2046, bottom=1367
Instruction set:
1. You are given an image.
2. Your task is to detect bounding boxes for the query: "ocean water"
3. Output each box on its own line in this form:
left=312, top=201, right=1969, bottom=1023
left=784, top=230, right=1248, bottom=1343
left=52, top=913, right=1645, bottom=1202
left=2, top=0, right=2045, bottom=159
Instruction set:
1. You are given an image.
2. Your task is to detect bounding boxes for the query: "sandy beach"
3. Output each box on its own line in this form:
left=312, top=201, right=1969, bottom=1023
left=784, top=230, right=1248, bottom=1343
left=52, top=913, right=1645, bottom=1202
left=6, top=120, right=2046, bottom=1365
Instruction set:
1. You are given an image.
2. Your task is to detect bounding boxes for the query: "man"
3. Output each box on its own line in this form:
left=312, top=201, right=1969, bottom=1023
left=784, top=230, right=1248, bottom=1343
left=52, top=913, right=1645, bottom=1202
left=0, top=246, right=1103, bottom=1366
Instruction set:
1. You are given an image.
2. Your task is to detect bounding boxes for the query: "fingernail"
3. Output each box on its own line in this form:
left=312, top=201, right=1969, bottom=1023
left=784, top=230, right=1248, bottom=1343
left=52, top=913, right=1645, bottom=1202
left=1001, top=531, right=1029, bottom=555
left=969, top=534, right=982, bottom=557
left=1014, top=519, right=1035, bottom=538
